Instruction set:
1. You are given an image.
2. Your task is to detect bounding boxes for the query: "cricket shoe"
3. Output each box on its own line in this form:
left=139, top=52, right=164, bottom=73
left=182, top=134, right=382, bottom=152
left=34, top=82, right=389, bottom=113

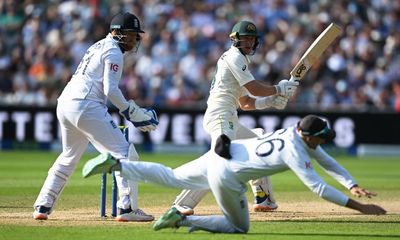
left=33, top=206, right=51, bottom=220
left=253, top=196, right=278, bottom=212
left=153, top=207, right=184, bottom=231
left=172, top=204, right=194, bottom=216
left=82, top=153, right=120, bottom=178
left=116, top=208, right=154, bottom=222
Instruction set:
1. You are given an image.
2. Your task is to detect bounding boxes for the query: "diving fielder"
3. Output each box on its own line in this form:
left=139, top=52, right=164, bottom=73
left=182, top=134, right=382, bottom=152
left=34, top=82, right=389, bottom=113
left=83, top=114, right=386, bottom=233
left=33, top=12, right=158, bottom=222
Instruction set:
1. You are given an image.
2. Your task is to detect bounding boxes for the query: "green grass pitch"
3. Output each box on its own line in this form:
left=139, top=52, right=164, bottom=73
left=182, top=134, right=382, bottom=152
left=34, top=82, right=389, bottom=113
left=0, top=150, right=399, bottom=240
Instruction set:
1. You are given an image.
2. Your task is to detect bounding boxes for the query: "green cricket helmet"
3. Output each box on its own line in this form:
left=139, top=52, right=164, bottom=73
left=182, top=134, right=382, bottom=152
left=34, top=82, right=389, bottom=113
left=229, top=20, right=260, bottom=55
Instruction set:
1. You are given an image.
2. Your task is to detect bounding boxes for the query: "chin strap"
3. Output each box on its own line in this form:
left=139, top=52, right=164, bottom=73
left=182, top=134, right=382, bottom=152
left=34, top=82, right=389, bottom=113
left=111, top=31, right=141, bottom=53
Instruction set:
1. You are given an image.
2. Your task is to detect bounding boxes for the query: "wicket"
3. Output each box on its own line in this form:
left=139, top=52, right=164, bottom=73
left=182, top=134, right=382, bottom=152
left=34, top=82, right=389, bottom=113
left=99, top=126, right=128, bottom=218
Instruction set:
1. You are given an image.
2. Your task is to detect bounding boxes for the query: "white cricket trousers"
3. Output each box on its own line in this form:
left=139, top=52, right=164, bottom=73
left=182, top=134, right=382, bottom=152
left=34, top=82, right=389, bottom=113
left=34, top=100, right=137, bottom=211
left=121, top=152, right=250, bottom=233
left=173, top=108, right=273, bottom=209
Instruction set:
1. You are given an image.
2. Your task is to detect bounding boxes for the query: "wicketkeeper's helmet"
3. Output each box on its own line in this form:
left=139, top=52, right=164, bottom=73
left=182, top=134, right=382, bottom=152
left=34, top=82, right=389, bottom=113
left=110, top=12, right=144, bottom=52
left=229, top=20, right=260, bottom=55
left=110, top=12, right=145, bottom=33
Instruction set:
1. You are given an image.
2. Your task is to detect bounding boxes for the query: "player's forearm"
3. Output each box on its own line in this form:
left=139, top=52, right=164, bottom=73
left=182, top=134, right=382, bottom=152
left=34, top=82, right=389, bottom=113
left=318, top=184, right=349, bottom=206
left=317, top=187, right=386, bottom=215
left=345, top=198, right=364, bottom=212
left=238, top=96, right=256, bottom=110
left=106, top=87, right=129, bottom=110
left=251, top=85, right=277, bottom=97
left=323, top=168, right=356, bottom=190
left=103, top=76, right=129, bottom=110
left=244, top=81, right=277, bottom=97
left=314, top=148, right=356, bottom=189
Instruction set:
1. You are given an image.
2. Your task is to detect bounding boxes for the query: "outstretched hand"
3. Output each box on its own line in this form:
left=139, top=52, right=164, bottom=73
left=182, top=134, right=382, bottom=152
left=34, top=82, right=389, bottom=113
left=359, top=204, right=386, bottom=215
left=346, top=198, right=386, bottom=215
left=350, top=186, right=377, bottom=198
left=347, top=186, right=386, bottom=215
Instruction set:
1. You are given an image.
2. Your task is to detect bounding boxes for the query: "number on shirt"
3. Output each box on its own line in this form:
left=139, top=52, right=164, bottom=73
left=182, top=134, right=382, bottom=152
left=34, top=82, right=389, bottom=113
left=255, top=129, right=286, bottom=157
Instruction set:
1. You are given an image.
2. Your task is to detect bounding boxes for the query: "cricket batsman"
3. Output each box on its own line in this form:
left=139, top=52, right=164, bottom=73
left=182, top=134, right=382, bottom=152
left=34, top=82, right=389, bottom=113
left=171, top=20, right=299, bottom=215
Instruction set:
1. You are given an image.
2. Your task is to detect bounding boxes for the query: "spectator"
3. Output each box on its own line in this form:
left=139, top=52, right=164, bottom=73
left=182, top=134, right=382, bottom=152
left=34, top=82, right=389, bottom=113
left=1, top=0, right=399, bottom=111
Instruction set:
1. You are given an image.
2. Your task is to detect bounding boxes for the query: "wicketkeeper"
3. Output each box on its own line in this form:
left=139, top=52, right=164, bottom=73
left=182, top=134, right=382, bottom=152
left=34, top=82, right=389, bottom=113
left=33, top=12, right=158, bottom=222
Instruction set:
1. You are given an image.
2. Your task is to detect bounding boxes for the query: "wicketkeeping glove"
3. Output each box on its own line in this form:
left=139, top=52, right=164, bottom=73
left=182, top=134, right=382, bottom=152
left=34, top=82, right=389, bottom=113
left=120, top=100, right=159, bottom=132
left=274, top=79, right=299, bottom=98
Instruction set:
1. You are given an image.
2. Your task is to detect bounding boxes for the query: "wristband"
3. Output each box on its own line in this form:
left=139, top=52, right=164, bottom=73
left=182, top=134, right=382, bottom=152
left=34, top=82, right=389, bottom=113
left=350, top=184, right=358, bottom=190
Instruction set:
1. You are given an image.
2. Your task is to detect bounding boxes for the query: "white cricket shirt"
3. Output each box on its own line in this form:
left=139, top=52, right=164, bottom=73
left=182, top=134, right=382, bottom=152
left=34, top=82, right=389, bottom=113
left=58, top=34, right=129, bottom=111
left=206, top=46, right=255, bottom=115
left=227, top=126, right=357, bottom=206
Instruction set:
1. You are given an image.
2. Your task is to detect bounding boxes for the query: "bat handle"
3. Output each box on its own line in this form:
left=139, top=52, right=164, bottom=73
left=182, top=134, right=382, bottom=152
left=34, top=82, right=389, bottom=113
left=289, top=76, right=300, bottom=83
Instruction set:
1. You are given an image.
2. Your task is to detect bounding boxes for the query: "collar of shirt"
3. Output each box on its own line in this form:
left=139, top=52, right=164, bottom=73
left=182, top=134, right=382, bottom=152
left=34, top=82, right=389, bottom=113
left=293, top=126, right=309, bottom=149
left=230, top=45, right=251, bottom=63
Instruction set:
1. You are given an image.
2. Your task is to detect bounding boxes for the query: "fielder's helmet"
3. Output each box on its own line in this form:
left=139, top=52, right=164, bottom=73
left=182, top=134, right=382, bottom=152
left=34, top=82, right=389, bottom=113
left=229, top=20, right=259, bottom=55
left=297, top=115, right=336, bottom=141
left=110, top=12, right=145, bottom=33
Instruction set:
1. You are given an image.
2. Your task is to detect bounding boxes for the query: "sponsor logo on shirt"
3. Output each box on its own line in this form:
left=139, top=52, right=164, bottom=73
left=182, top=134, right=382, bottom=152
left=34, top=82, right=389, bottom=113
left=305, top=161, right=313, bottom=169
left=229, top=121, right=234, bottom=130
left=110, top=63, right=119, bottom=72
left=242, top=65, right=247, bottom=71
left=110, top=120, right=117, bottom=129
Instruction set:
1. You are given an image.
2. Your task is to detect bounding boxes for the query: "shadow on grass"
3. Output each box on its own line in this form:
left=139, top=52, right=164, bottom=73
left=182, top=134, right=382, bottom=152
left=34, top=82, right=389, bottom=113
left=246, top=232, right=400, bottom=238
left=253, top=216, right=400, bottom=224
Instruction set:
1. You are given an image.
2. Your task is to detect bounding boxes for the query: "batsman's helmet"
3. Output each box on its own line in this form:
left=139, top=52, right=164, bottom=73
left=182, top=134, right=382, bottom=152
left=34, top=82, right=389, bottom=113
left=110, top=12, right=144, bottom=52
left=229, top=20, right=260, bottom=55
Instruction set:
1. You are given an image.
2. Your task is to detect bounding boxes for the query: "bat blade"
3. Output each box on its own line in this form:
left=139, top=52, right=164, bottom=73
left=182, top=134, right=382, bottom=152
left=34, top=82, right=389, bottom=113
left=290, top=23, right=342, bottom=81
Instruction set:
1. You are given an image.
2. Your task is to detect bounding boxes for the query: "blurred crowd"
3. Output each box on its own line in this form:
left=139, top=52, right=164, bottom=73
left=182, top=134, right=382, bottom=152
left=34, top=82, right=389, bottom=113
left=1, top=0, right=400, bottom=112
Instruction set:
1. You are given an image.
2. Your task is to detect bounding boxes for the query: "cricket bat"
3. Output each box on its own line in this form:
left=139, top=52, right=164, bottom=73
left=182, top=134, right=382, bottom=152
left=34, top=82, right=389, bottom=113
left=290, top=23, right=342, bottom=81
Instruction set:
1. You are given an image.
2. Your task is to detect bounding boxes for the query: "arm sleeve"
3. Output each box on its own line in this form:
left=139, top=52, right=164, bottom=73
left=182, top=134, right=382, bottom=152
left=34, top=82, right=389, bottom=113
left=285, top=150, right=349, bottom=206
left=311, top=146, right=357, bottom=190
left=103, top=51, right=129, bottom=111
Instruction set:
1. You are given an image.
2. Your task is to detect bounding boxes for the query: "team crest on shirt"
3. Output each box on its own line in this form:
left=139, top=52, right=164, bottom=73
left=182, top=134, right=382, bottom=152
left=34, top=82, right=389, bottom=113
left=242, top=65, right=247, bottom=71
left=110, top=63, right=119, bottom=72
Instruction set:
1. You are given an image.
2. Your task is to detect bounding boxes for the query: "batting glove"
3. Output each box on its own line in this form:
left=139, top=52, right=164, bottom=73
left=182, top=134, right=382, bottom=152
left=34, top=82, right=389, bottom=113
left=271, top=96, right=289, bottom=110
left=274, top=79, right=299, bottom=98
left=120, top=100, right=159, bottom=132
left=255, top=96, right=288, bottom=110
